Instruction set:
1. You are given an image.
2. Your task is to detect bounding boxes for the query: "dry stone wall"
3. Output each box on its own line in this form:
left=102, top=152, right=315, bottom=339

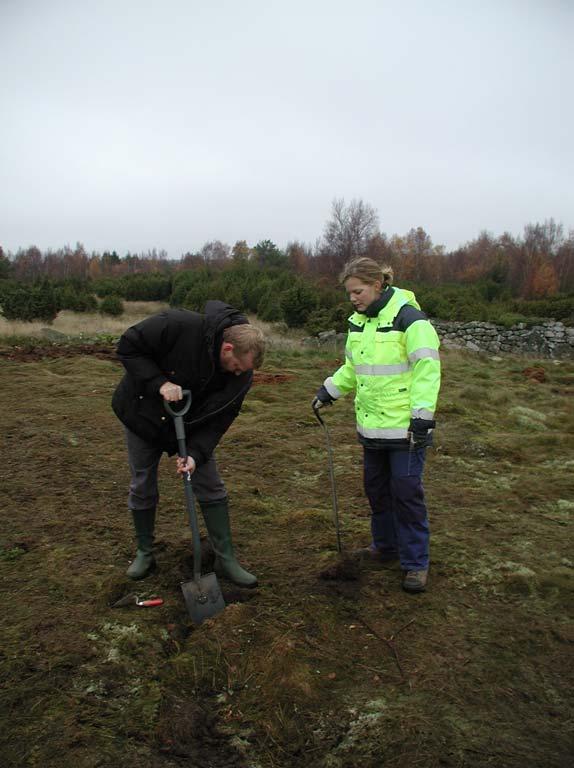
left=304, top=321, right=574, bottom=359
left=432, top=320, right=574, bottom=358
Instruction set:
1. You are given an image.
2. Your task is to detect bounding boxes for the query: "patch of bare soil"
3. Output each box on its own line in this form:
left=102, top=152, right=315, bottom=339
left=317, top=552, right=361, bottom=581
left=0, top=341, right=118, bottom=362
left=253, top=372, right=294, bottom=385
left=0, top=344, right=295, bottom=387
left=522, top=365, right=546, bottom=383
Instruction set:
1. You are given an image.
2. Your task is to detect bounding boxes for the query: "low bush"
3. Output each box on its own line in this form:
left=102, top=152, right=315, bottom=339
left=280, top=283, right=318, bottom=327
left=93, top=274, right=172, bottom=301
left=257, top=290, right=283, bottom=322
left=0, top=281, right=58, bottom=322
left=99, top=294, right=124, bottom=316
left=304, top=303, right=350, bottom=335
left=54, top=285, right=98, bottom=313
left=511, top=295, right=574, bottom=323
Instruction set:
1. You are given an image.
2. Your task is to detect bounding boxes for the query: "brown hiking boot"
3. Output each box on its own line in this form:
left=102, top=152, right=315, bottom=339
left=402, top=569, right=428, bottom=593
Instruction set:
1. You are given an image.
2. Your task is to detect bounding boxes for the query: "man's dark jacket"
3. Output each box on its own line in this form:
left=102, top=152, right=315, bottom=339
left=112, top=301, right=252, bottom=466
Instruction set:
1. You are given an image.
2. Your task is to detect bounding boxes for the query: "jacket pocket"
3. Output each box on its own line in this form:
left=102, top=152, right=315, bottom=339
left=374, top=334, right=405, bottom=365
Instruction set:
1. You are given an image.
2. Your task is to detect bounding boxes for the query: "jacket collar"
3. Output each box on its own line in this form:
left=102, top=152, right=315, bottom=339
left=363, top=287, right=394, bottom=317
left=349, top=287, right=420, bottom=326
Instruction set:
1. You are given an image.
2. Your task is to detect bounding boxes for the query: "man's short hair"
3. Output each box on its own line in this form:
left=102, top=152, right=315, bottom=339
left=223, top=324, right=266, bottom=369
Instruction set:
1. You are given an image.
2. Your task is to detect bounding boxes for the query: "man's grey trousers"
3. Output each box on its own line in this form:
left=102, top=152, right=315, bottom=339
left=125, top=427, right=227, bottom=511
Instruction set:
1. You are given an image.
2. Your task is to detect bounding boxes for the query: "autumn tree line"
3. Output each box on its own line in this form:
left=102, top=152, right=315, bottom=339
left=0, top=200, right=572, bottom=329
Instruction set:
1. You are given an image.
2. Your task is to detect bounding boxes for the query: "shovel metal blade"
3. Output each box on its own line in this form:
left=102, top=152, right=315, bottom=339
left=180, top=572, right=225, bottom=624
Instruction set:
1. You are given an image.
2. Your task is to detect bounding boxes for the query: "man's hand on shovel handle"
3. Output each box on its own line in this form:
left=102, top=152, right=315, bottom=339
left=160, top=381, right=183, bottom=402
left=176, top=456, right=196, bottom=476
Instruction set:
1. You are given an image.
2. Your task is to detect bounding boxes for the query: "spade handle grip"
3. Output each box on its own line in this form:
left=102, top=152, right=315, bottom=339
left=163, top=389, right=192, bottom=418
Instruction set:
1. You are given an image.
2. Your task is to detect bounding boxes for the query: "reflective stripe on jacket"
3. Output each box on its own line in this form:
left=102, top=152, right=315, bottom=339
left=323, top=287, right=441, bottom=446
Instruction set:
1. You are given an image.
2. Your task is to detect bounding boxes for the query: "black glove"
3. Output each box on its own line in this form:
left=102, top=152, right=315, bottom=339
left=409, top=418, right=436, bottom=448
left=312, top=385, right=335, bottom=412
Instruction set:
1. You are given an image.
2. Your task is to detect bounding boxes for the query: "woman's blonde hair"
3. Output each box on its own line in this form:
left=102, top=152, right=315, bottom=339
left=223, top=324, right=266, bottom=369
left=339, top=257, right=393, bottom=288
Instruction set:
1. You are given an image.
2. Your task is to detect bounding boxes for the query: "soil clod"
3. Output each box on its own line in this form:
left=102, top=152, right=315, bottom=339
left=318, top=554, right=361, bottom=581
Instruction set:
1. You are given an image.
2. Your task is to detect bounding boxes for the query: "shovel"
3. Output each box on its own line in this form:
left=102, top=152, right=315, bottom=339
left=164, top=391, right=225, bottom=625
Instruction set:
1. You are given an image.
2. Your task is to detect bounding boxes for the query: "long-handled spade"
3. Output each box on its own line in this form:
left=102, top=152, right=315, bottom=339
left=164, top=391, right=225, bottom=624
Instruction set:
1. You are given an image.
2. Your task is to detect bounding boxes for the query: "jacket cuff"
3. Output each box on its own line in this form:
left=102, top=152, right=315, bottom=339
left=411, top=408, right=435, bottom=420
left=187, top=446, right=205, bottom=468
left=148, top=375, right=169, bottom=394
left=324, top=376, right=343, bottom=399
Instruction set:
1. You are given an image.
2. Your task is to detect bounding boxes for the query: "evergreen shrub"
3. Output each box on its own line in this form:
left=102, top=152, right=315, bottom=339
left=99, top=294, right=124, bottom=316
left=257, top=291, right=283, bottom=322
left=0, top=282, right=58, bottom=322
left=55, top=285, right=98, bottom=312
left=280, top=282, right=318, bottom=327
left=93, top=274, right=172, bottom=301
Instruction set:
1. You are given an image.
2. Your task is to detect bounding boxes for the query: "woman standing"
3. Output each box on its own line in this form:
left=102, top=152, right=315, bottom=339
left=312, top=258, right=441, bottom=593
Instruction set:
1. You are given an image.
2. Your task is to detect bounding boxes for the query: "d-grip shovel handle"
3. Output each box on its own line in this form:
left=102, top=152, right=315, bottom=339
left=163, top=391, right=202, bottom=585
left=163, top=388, right=192, bottom=416
left=162, top=388, right=192, bottom=460
left=163, top=389, right=192, bottom=457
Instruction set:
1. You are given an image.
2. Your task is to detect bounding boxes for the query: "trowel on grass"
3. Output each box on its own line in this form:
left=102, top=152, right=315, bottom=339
left=112, top=594, right=164, bottom=608
left=164, top=391, right=225, bottom=625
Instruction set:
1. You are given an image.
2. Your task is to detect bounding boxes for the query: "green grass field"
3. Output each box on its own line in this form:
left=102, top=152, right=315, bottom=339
left=0, top=336, right=572, bottom=768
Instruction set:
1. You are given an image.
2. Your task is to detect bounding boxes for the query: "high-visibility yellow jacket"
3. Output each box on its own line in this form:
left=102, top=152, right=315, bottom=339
left=323, top=287, right=441, bottom=446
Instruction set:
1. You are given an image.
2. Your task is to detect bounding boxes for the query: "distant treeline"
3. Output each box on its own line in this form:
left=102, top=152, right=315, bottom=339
left=0, top=262, right=572, bottom=331
left=1, top=200, right=573, bottom=328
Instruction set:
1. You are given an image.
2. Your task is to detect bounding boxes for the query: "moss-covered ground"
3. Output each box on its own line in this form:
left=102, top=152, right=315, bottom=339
left=0, top=342, right=572, bottom=767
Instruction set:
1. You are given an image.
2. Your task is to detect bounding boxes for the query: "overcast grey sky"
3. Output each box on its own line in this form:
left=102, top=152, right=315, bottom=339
left=1, top=0, right=573, bottom=258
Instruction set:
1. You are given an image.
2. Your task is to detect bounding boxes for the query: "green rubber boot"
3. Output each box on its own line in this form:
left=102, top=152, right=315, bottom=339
left=126, top=508, right=156, bottom=580
left=200, top=499, right=258, bottom=588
